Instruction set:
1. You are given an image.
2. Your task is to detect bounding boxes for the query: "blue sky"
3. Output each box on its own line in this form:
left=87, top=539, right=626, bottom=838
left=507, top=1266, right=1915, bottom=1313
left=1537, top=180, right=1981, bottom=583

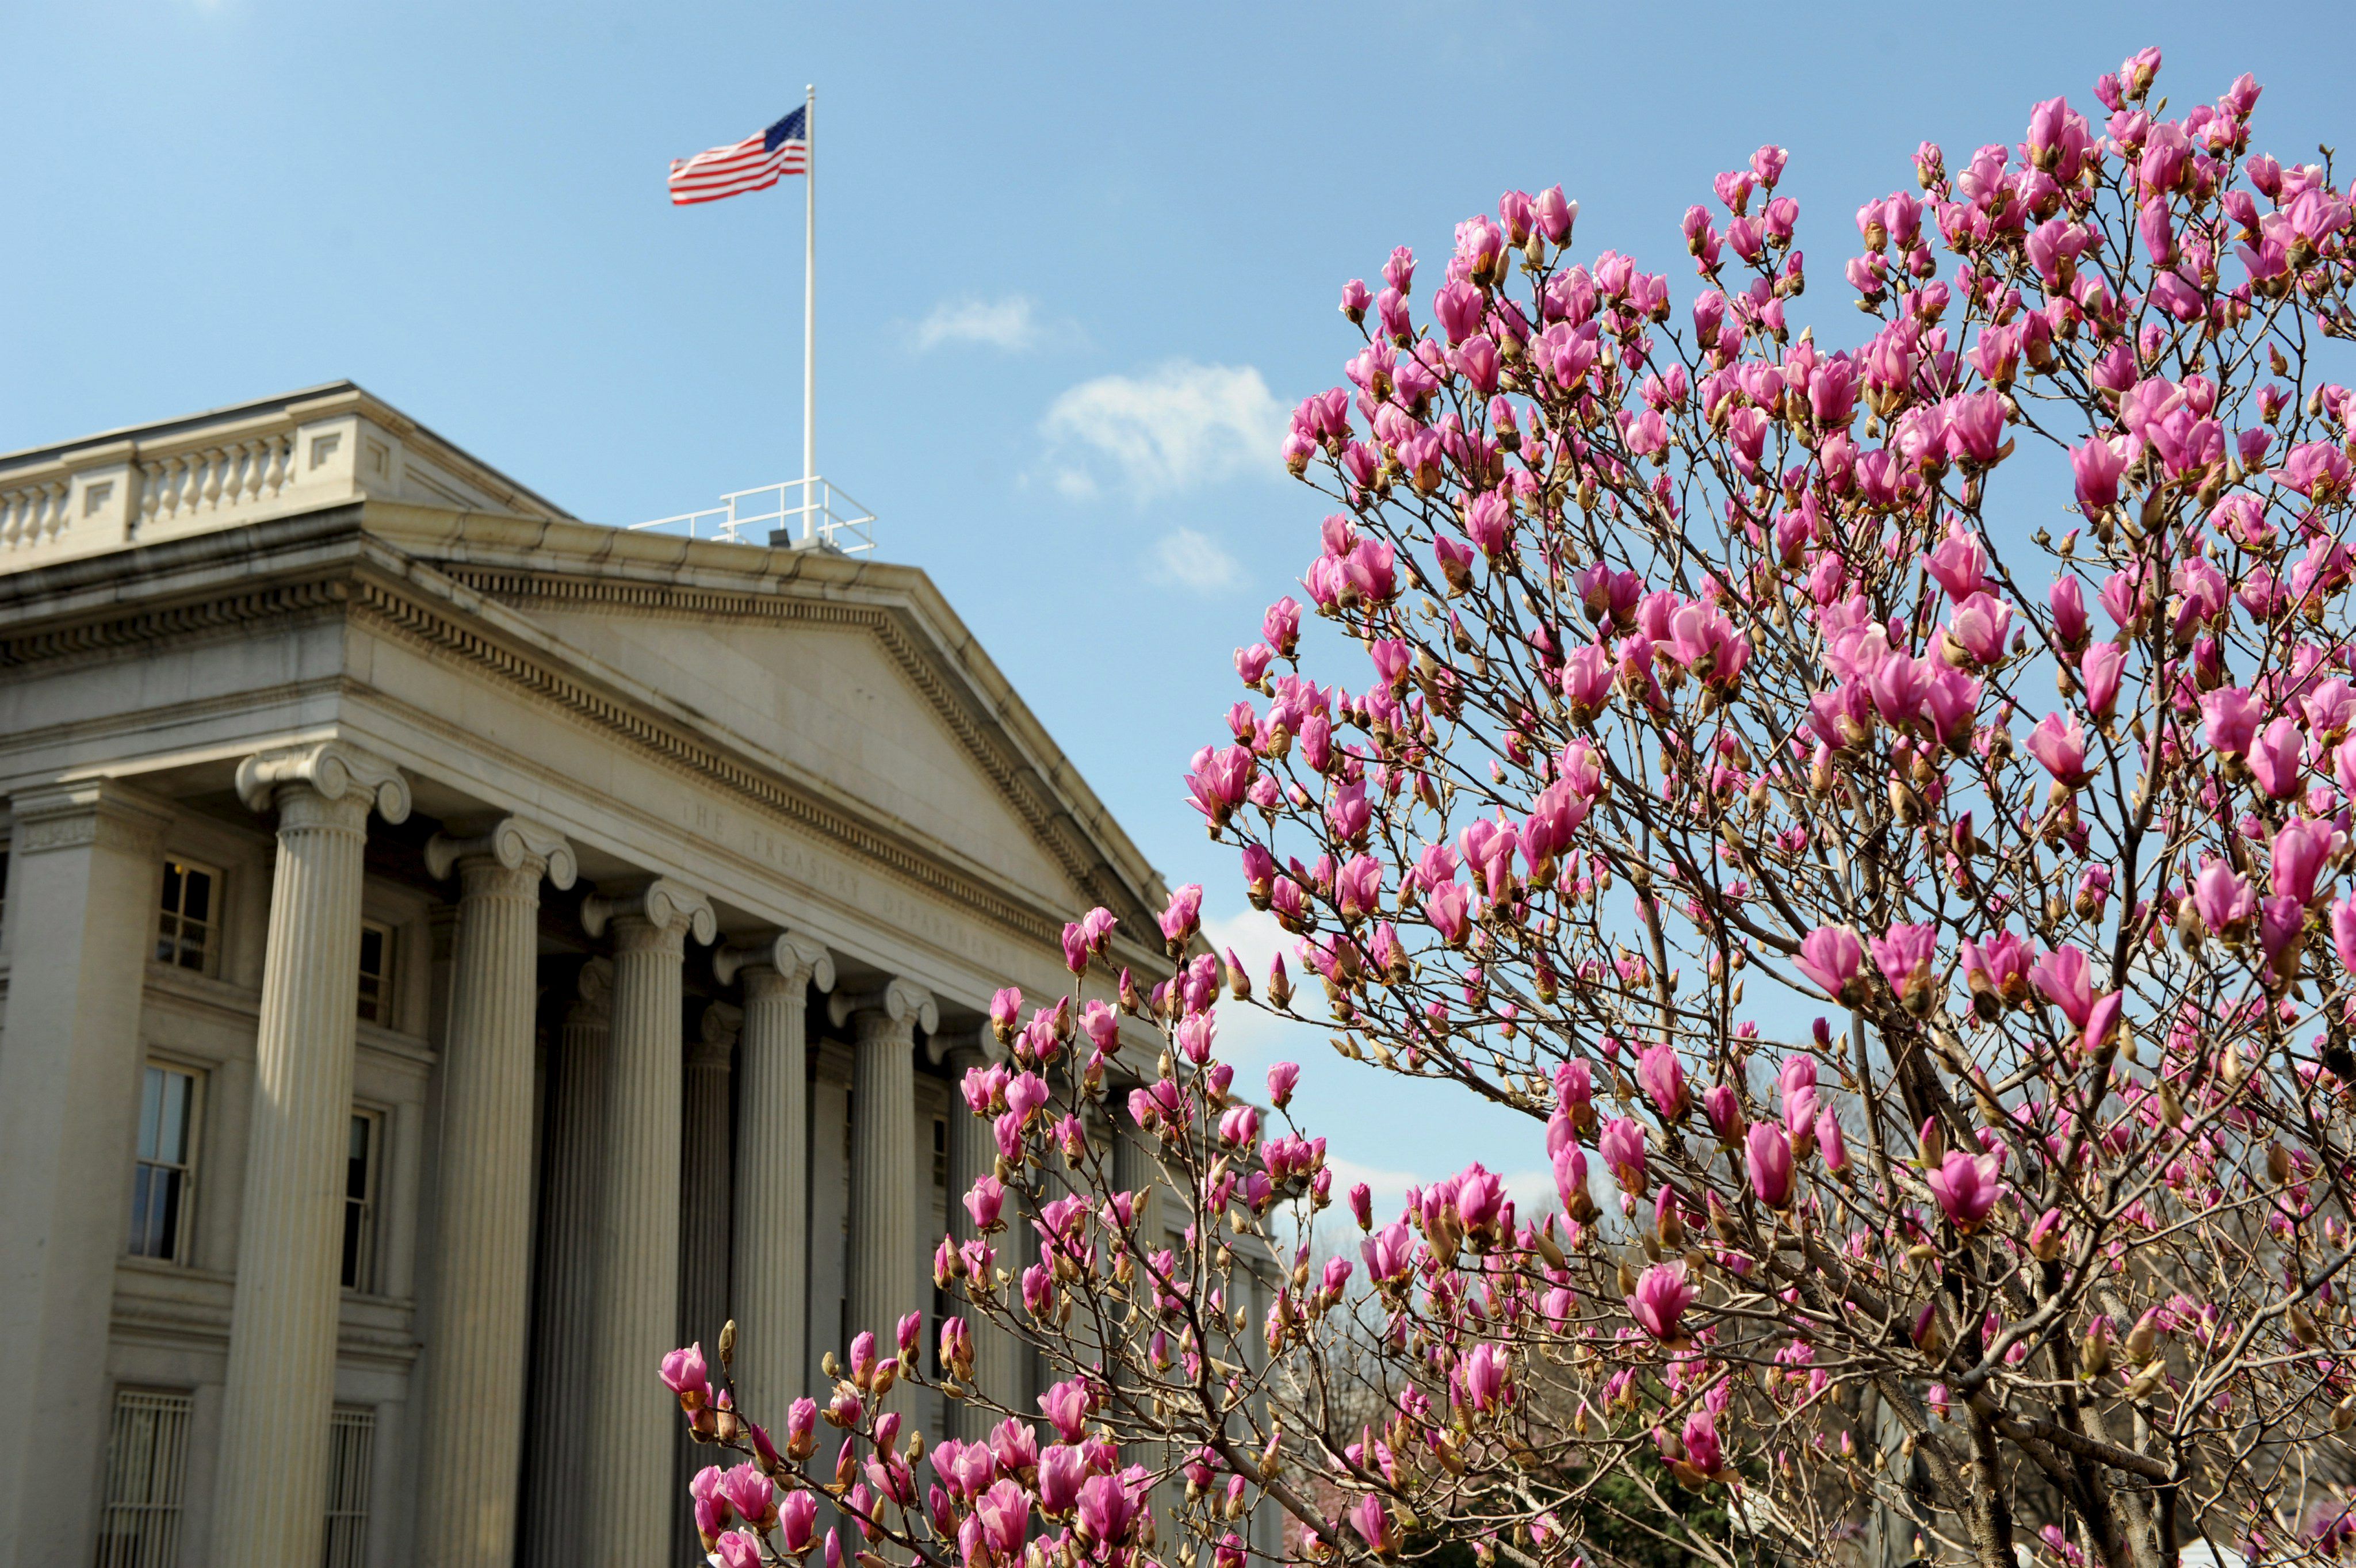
left=6, top=0, right=2353, bottom=1210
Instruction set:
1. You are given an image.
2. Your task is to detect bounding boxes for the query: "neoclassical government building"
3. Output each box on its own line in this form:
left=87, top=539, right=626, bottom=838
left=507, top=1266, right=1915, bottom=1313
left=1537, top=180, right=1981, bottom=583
left=0, top=384, right=1207, bottom=1568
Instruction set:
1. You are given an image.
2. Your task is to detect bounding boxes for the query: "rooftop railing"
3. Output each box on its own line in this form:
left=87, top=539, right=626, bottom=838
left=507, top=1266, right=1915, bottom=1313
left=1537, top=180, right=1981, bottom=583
left=628, top=476, right=875, bottom=553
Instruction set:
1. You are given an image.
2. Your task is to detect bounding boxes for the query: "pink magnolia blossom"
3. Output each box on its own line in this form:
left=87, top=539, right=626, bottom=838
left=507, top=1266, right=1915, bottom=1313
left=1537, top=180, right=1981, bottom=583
left=2029, top=944, right=2097, bottom=1027
left=1702, top=1083, right=1744, bottom=1141
left=2028, top=712, right=2095, bottom=788
left=1869, top=923, right=1940, bottom=1012
left=1598, top=1116, right=1649, bottom=1197
left=1037, top=1444, right=1087, bottom=1515
left=1627, top=1261, right=1697, bottom=1341
left=1156, top=885, right=1204, bottom=953
left=1266, top=1061, right=1300, bottom=1108
left=2201, top=687, right=2263, bottom=756
left=2272, top=817, right=2341, bottom=905
left=2248, top=717, right=2307, bottom=799
left=1746, top=1123, right=1796, bottom=1208
left=720, top=1463, right=777, bottom=1528
left=1926, top=1151, right=2003, bottom=1233
left=1075, top=1473, right=1139, bottom=1545
left=1795, top=924, right=1867, bottom=1003
left=2082, top=641, right=2127, bottom=721
left=660, top=1343, right=710, bottom=1405
left=779, top=1491, right=819, bottom=1554
left=1636, top=1042, right=1690, bottom=1120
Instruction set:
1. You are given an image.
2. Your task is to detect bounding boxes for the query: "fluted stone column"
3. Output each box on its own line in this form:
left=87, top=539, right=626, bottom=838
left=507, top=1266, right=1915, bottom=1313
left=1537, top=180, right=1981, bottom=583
left=414, top=818, right=576, bottom=1568
left=212, top=741, right=411, bottom=1567
left=0, top=782, right=174, bottom=1568
left=714, top=932, right=833, bottom=1429
left=942, top=1032, right=1019, bottom=1441
left=522, top=958, right=612, bottom=1568
left=672, top=1001, right=740, bottom=1566
left=829, top=978, right=936, bottom=1372
left=680, top=1001, right=741, bottom=1356
left=580, top=879, right=714, bottom=1568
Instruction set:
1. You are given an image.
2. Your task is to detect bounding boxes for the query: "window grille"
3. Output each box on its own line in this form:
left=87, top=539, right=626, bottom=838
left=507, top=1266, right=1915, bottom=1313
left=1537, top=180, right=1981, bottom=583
left=128, top=1065, right=198, bottom=1261
left=155, top=859, right=219, bottom=973
left=932, top=1115, right=948, bottom=1189
left=94, top=1389, right=191, bottom=1568
left=321, top=1405, right=376, bottom=1568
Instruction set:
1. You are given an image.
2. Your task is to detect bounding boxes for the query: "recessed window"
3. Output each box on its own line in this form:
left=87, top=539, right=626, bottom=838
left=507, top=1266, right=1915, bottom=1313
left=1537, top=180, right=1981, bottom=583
left=933, top=1116, right=949, bottom=1190
left=322, top=1405, right=376, bottom=1568
left=355, top=921, right=394, bottom=1026
left=0, top=843, right=12, bottom=946
left=128, top=1065, right=198, bottom=1262
left=155, top=859, right=220, bottom=974
left=95, top=1388, right=193, bottom=1567
left=341, top=1111, right=383, bottom=1293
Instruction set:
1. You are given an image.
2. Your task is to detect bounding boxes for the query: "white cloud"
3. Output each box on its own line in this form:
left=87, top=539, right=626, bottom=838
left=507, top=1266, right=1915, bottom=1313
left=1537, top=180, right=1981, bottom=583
left=1039, top=360, right=1285, bottom=501
left=912, top=295, right=1048, bottom=353
left=1150, top=527, right=1244, bottom=592
left=1194, top=905, right=1315, bottom=1068
left=1201, top=904, right=1288, bottom=978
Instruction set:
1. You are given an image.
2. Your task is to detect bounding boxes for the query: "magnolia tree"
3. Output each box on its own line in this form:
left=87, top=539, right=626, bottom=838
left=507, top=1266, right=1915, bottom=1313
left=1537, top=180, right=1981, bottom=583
left=659, top=49, right=2356, bottom=1568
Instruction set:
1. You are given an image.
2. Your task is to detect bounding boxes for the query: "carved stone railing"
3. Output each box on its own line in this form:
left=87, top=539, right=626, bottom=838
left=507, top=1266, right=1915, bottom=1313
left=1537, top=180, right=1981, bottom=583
left=0, top=383, right=573, bottom=575
left=136, top=432, right=300, bottom=532
left=0, top=477, right=74, bottom=555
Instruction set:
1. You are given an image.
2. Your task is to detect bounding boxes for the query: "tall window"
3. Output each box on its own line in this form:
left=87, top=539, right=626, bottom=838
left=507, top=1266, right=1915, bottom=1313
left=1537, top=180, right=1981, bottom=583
left=0, top=843, right=12, bottom=944
left=932, top=1115, right=949, bottom=1190
left=154, top=859, right=219, bottom=974
left=128, top=1066, right=198, bottom=1261
left=94, top=1388, right=192, bottom=1568
left=355, top=920, right=393, bottom=1024
left=321, top=1405, right=376, bottom=1568
left=341, top=1112, right=382, bottom=1292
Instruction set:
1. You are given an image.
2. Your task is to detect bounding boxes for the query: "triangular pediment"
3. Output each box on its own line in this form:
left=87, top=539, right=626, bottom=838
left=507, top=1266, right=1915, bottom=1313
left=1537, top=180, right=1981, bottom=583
left=417, top=549, right=1157, bottom=934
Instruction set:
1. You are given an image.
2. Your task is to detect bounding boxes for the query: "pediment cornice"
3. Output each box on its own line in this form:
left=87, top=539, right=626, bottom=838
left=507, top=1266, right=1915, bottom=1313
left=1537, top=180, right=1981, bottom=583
left=431, top=561, right=1152, bottom=926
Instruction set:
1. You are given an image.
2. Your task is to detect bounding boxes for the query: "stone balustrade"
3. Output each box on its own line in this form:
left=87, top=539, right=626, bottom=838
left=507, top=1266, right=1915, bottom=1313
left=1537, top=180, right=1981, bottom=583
left=0, top=381, right=573, bottom=571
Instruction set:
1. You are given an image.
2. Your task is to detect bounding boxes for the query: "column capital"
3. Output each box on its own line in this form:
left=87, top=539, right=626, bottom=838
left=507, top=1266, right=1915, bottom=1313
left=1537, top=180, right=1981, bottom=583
left=568, top=957, right=615, bottom=1025
left=828, top=976, right=938, bottom=1041
left=932, top=1023, right=1003, bottom=1070
left=580, top=877, right=715, bottom=947
left=424, top=814, right=579, bottom=888
left=6, top=778, right=175, bottom=857
left=692, top=1001, right=743, bottom=1068
left=714, top=928, right=835, bottom=993
left=234, top=739, right=411, bottom=823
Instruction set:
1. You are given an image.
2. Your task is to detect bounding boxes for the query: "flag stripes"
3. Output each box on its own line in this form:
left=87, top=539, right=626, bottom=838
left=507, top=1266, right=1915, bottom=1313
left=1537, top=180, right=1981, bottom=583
left=667, top=106, right=808, bottom=206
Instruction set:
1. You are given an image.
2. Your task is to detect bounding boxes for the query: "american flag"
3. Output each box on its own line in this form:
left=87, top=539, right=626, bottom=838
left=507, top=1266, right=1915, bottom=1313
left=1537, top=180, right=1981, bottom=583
left=667, top=106, right=808, bottom=206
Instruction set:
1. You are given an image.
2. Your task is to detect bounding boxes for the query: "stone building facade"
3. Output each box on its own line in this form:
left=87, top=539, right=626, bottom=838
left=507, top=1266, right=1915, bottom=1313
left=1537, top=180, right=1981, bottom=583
left=0, top=385, right=1242, bottom=1567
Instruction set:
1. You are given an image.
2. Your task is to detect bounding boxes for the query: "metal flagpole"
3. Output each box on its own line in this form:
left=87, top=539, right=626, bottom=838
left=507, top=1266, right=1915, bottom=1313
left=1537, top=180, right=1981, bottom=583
left=801, top=82, right=817, bottom=543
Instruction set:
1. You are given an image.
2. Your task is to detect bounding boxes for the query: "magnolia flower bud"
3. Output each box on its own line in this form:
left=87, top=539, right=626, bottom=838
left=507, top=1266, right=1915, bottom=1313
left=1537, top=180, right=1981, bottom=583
left=1917, top=1118, right=1945, bottom=1170
left=2124, top=1310, right=2159, bottom=1363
